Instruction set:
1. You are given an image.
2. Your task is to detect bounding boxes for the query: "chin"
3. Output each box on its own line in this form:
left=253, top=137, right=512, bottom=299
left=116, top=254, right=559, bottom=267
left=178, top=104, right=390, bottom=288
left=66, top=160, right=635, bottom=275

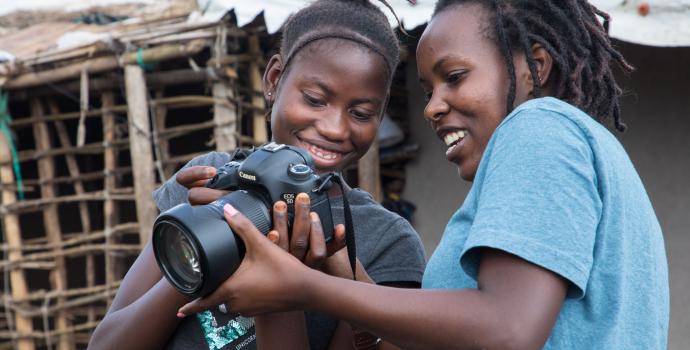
left=458, top=166, right=475, bottom=182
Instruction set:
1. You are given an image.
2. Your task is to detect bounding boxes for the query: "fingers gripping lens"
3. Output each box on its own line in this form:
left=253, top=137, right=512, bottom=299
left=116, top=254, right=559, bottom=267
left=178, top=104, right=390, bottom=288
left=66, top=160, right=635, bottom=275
left=152, top=143, right=339, bottom=298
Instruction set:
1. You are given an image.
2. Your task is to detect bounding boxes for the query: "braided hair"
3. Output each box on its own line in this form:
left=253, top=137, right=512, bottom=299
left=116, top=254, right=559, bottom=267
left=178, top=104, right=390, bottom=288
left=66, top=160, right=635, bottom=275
left=280, top=0, right=401, bottom=83
left=433, top=0, right=634, bottom=131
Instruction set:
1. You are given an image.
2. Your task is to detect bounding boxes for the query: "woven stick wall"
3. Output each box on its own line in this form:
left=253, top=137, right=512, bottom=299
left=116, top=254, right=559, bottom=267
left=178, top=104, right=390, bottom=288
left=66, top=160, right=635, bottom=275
left=0, top=15, right=271, bottom=349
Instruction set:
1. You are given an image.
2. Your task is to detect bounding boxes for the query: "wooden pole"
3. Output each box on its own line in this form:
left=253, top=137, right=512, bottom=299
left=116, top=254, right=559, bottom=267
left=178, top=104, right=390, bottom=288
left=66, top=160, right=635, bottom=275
left=0, top=133, right=34, bottom=350
left=213, top=88, right=238, bottom=151
left=48, top=100, right=96, bottom=325
left=102, top=91, right=127, bottom=288
left=248, top=33, right=267, bottom=144
left=5, top=40, right=207, bottom=90
left=358, top=137, right=383, bottom=202
left=212, top=36, right=238, bottom=151
left=124, top=66, right=158, bottom=245
left=153, top=90, right=174, bottom=178
left=29, top=99, right=73, bottom=350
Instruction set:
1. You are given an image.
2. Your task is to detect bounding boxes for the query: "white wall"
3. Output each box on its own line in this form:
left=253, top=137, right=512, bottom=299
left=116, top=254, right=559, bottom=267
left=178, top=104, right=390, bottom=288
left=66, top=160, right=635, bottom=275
left=403, top=42, right=690, bottom=350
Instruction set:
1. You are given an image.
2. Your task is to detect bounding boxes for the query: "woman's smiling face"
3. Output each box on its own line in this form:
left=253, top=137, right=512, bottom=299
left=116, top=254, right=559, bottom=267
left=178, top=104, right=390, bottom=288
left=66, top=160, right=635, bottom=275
left=265, top=39, right=390, bottom=173
left=417, top=4, right=515, bottom=181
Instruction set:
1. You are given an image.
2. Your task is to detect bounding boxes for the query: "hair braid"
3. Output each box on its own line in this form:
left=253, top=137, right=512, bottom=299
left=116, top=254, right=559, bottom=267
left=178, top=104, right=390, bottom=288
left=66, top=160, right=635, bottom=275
left=492, top=0, right=517, bottom=114
left=433, top=0, right=634, bottom=131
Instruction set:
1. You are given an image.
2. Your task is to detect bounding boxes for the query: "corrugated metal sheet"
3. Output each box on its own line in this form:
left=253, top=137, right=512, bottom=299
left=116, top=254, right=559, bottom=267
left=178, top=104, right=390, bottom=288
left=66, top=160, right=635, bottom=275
left=592, top=0, right=690, bottom=47
left=224, top=0, right=690, bottom=47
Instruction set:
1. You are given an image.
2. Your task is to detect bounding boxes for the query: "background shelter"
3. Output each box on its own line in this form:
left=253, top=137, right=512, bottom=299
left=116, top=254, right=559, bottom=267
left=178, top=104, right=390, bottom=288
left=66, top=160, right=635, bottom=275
left=0, top=0, right=688, bottom=349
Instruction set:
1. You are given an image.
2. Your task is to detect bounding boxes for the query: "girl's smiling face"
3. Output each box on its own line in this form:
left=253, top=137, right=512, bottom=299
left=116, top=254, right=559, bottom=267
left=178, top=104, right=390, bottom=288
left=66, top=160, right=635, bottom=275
left=417, top=3, right=543, bottom=181
left=264, top=39, right=390, bottom=174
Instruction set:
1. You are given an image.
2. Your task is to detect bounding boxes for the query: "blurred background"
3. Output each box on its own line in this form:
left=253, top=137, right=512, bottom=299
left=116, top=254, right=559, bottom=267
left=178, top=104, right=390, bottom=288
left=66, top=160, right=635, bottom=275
left=0, top=1, right=687, bottom=349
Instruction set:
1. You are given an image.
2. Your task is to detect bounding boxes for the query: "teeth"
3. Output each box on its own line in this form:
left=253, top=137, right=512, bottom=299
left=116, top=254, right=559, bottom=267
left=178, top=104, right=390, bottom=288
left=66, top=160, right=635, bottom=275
left=443, top=130, right=466, bottom=146
left=308, top=144, right=340, bottom=161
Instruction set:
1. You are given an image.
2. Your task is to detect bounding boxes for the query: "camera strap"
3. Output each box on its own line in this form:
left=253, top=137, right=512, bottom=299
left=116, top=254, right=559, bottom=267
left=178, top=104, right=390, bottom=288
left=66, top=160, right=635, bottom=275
left=317, top=173, right=357, bottom=280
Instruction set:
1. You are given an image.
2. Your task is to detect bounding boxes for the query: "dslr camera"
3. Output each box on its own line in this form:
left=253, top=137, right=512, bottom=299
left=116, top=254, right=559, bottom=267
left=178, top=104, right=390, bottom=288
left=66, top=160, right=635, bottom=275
left=152, top=142, right=336, bottom=298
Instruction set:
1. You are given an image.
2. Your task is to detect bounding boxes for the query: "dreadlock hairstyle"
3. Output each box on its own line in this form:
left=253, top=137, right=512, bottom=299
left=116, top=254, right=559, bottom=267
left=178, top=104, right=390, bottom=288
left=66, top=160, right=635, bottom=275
left=279, top=0, right=401, bottom=82
left=433, top=0, right=634, bottom=131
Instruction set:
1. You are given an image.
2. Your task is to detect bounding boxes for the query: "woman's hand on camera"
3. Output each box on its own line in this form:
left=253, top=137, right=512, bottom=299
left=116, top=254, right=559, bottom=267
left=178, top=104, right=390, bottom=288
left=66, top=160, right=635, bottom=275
left=178, top=203, right=312, bottom=317
left=176, top=166, right=228, bottom=205
left=269, top=193, right=346, bottom=270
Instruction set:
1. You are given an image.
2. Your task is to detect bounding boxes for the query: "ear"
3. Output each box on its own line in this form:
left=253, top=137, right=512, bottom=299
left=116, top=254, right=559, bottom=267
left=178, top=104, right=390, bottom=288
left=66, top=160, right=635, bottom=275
left=530, top=43, right=553, bottom=90
left=262, top=54, right=284, bottom=103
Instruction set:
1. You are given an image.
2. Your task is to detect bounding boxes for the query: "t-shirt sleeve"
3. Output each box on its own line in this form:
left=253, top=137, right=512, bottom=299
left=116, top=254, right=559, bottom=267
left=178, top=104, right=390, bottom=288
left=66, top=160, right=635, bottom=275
left=460, top=109, right=602, bottom=299
left=152, top=152, right=232, bottom=212
left=366, top=216, right=427, bottom=285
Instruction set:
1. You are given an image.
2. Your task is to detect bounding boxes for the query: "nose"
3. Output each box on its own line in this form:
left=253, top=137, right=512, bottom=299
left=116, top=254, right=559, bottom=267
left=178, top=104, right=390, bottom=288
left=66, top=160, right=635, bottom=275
left=423, top=90, right=449, bottom=124
left=315, top=109, right=350, bottom=142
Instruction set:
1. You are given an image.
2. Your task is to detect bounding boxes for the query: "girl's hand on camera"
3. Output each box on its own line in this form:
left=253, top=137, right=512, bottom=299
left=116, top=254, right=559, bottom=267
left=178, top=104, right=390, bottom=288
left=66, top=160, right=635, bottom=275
left=177, top=203, right=312, bottom=317
left=175, top=166, right=228, bottom=205
left=270, top=193, right=346, bottom=270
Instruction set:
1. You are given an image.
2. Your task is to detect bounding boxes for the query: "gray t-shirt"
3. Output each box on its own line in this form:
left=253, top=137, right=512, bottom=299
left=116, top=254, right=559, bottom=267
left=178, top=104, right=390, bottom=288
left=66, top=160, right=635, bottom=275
left=153, top=152, right=426, bottom=350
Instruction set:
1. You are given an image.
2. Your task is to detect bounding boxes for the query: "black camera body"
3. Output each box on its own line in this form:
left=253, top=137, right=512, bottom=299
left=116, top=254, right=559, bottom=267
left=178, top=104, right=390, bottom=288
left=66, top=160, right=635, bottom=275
left=152, top=143, right=335, bottom=298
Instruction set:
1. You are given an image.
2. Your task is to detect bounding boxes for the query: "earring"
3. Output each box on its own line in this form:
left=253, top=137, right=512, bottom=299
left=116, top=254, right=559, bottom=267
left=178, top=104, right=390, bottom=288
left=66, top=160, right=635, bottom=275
left=267, top=92, right=272, bottom=96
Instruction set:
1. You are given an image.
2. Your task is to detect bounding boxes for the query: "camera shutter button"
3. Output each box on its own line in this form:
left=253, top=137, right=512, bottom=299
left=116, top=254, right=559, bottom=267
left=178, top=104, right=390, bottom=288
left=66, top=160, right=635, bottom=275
left=288, top=164, right=312, bottom=180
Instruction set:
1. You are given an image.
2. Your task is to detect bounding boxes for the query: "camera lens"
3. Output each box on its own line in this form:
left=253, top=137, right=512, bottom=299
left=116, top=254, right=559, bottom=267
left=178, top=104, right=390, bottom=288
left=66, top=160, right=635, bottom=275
left=156, top=221, right=203, bottom=293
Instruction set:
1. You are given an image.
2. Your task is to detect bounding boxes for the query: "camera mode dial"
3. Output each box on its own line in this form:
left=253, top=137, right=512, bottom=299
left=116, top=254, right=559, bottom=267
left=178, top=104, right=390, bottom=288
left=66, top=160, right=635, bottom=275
left=288, top=163, right=312, bottom=180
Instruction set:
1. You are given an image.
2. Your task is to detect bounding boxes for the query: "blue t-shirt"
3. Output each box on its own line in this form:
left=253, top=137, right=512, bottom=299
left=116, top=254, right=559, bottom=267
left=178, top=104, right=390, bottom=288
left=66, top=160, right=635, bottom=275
left=423, top=97, right=669, bottom=349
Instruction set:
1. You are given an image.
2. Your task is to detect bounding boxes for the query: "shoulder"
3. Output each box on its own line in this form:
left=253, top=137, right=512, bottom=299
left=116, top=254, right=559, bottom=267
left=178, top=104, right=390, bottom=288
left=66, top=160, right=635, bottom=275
left=496, top=97, right=617, bottom=148
left=482, top=97, right=601, bottom=172
left=185, top=151, right=234, bottom=168
left=500, top=97, right=594, bottom=138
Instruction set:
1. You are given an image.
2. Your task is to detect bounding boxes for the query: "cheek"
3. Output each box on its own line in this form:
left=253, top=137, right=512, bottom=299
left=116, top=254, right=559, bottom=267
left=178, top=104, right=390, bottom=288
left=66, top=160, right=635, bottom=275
left=351, top=121, right=379, bottom=155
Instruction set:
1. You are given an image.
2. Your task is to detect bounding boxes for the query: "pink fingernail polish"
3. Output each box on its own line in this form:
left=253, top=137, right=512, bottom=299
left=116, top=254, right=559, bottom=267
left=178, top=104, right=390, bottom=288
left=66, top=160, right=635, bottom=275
left=177, top=312, right=186, bottom=318
left=224, top=203, right=238, bottom=217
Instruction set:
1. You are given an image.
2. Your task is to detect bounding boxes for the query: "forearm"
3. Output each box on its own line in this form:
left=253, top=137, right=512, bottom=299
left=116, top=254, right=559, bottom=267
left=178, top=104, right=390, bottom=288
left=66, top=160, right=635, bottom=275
left=89, top=278, right=190, bottom=350
left=255, top=311, right=309, bottom=350
left=305, top=271, right=508, bottom=350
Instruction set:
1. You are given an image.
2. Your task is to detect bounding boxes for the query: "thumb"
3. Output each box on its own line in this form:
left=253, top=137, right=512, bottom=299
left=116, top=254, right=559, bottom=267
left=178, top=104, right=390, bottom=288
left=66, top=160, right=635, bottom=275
left=177, top=290, right=224, bottom=317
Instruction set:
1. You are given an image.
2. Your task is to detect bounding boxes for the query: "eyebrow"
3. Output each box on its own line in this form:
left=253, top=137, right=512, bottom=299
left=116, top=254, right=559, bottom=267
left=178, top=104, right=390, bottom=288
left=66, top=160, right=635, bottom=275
left=304, top=77, right=383, bottom=106
left=303, top=77, right=335, bottom=97
left=419, top=54, right=472, bottom=85
left=432, top=54, right=472, bottom=74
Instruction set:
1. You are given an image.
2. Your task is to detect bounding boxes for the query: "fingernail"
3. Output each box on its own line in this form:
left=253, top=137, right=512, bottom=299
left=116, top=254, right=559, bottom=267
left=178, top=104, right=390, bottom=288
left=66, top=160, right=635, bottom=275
left=206, top=168, right=215, bottom=177
left=177, top=312, right=186, bottom=318
left=224, top=203, right=238, bottom=217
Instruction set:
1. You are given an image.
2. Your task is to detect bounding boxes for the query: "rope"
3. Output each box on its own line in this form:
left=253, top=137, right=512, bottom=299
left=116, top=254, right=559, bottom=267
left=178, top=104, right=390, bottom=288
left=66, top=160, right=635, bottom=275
left=0, top=91, right=24, bottom=200
left=135, top=47, right=156, bottom=71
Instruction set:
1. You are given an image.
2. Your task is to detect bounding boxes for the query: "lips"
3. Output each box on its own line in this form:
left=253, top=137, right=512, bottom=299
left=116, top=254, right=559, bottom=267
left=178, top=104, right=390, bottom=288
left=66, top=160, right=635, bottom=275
left=437, top=128, right=468, bottom=162
left=295, top=136, right=352, bottom=171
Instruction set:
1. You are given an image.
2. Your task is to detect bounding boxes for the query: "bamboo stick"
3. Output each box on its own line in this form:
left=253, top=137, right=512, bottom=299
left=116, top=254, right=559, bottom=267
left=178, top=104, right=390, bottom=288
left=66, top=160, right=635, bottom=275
left=48, top=100, right=98, bottom=323
left=4, top=40, right=208, bottom=90
left=0, top=223, right=139, bottom=253
left=0, top=132, right=35, bottom=350
left=0, top=189, right=135, bottom=215
left=212, top=75, right=238, bottom=152
left=124, top=65, right=158, bottom=245
left=0, top=244, right=142, bottom=270
left=4, top=166, right=133, bottom=188
left=9, top=94, right=263, bottom=130
left=153, top=90, right=174, bottom=178
left=248, top=33, right=268, bottom=143
left=5, top=282, right=121, bottom=304
left=9, top=69, right=214, bottom=102
left=102, top=91, right=123, bottom=288
left=358, top=137, right=383, bottom=203
left=29, top=99, right=74, bottom=350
